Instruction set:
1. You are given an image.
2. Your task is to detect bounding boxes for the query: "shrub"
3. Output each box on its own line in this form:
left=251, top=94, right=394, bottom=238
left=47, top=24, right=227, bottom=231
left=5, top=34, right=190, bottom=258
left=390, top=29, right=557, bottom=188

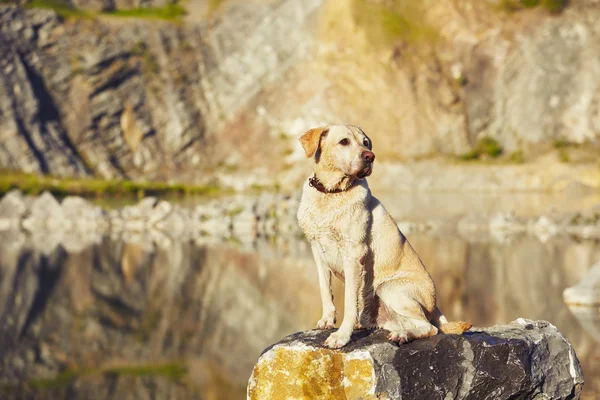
left=508, top=150, right=525, bottom=163
left=458, top=137, right=503, bottom=161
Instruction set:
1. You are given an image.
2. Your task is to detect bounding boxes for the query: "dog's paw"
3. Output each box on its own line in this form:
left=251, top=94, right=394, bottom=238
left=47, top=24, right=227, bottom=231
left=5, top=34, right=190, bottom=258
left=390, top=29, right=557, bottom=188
left=324, top=331, right=351, bottom=348
left=387, top=331, right=411, bottom=344
left=316, top=312, right=336, bottom=330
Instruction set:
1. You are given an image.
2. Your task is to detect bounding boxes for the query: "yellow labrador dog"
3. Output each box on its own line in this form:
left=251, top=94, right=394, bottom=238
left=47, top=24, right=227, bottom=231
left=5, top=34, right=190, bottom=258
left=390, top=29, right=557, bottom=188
left=297, top=125, right=471, bottom=348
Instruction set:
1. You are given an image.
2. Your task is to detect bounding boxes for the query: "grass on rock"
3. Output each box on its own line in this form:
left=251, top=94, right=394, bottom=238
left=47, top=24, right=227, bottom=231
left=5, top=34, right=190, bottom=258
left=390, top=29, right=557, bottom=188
left=0, top=171, right=221, bottom=198
left=22, top=0, right=186, bottom=21
left=459, top=137, right=504, bottom=161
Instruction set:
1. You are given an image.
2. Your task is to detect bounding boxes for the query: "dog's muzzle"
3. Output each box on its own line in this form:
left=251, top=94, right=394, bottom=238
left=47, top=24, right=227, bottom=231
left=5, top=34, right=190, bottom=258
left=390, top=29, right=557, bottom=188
left=356, top=163, right=373, bottom=179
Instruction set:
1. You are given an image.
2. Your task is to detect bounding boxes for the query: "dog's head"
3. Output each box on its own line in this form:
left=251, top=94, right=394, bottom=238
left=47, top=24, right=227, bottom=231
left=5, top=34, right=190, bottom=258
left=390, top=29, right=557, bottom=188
left=300, top=125, right=375, bottom=180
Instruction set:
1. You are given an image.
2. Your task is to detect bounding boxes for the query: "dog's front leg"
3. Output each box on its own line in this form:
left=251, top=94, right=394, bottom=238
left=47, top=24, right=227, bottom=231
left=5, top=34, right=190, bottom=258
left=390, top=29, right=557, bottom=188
left=311, top=242, right=336, bottom=329
left=324, top=246, right=364, bottom=348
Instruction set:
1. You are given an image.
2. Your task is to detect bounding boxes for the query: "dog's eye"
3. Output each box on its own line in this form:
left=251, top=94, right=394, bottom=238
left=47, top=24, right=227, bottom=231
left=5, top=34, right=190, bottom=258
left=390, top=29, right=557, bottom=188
left=339, top=138, right=349, bottom=146
left=363, top=138, right=370, bottom=148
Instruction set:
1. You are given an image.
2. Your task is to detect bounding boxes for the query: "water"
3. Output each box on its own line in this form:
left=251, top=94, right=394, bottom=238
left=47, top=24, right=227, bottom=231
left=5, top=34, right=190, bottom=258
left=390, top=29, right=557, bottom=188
left=0, top=192, right=598, bottom=399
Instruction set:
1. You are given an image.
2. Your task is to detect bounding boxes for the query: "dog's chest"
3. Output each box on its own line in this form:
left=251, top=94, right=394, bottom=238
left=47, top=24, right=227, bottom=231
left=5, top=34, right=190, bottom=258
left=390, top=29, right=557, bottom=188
left=297, top=201, right=347, bottom=244
left=298, top=199, right=351, bottom=273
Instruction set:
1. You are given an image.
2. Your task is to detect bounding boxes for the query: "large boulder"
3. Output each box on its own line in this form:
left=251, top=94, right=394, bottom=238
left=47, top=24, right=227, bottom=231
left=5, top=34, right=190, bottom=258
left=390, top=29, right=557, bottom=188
left=563, top=260, right=600, bottom=307
left=248, top=319, right=583, bottom=400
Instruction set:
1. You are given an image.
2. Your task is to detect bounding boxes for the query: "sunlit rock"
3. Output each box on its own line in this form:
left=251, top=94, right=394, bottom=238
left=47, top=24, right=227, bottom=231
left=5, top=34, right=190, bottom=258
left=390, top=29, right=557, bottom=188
left=248, top=320, right=583, bottom=400
left=61, top=196, right=107, bottom=252
left=0, top=190, right=27, bottom=228
left=147, top=200, right=173, bottom=226
left=530, top=216, right=559, bottom=243
left=564, top=261, right=600, bottom=306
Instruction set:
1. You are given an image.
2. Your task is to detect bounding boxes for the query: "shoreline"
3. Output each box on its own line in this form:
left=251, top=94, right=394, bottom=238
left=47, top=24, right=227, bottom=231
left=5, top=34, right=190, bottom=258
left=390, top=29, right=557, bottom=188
left=0, top=171, right=224, bottom=198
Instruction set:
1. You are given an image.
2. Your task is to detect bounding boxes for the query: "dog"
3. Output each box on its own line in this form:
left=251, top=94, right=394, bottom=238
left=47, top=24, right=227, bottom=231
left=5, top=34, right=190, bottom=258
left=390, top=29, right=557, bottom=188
left=297, top=125, right=471, bottom=348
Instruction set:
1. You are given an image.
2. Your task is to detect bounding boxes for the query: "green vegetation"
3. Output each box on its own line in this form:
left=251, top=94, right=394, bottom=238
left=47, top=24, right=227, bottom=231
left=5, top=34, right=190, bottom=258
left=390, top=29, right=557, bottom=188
left=498, top=0, right=568, bottom=13
left=29, top=370, right=78, bottom=390
left=553, top=138, right=571, bottom=149
left=458, top=150, right=479, bottom=161
left=103, top=363, right=186, bottom=380
left=459, top=137, right=504, bottom=161
left=25, top=0, right=92, bottom=18
left=478, top=137, right=503, bottom=157
left=23, top=0, right=186, bottom=21
left=105, top=3, right=186, bottom=21
left=558, top=148, right=570, bottom=162
left=206, top=0, right=226, bottom=16
left=553, top=138, right=573, bottom=162
left=508, top=150, right=525, bottom=164
left=350, top=0, right=439, bottom=49
left=0, top=171, right=221, bottom=198
left=29, top=362, right=186, bottom=390
left=225, top=206, right=244, bottom=217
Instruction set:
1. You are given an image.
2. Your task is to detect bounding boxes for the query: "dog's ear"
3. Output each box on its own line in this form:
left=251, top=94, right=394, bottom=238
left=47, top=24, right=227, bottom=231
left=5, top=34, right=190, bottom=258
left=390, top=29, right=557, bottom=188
left=299, top=126, right=329, bottom=158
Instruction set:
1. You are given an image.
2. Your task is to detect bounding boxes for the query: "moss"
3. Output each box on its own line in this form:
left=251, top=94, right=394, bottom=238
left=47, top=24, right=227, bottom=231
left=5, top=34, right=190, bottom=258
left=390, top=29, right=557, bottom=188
left=29, top=370, right=78, bottom=390
left=26, top=0, right=92, bottom=18
left=541, top=0, right=568, bottom=13
left=478, top=137, right=503, bottom=158
left=350, top=0, right=439, bottom=49
left=28, top=362, right=186, bottom=390
left=0, top=171, right=222, bottom=198
left=458, top=137, right=503, bottom=161
left=459, top=150, right=480, bottom=161
left=498, top=0, right=568, bottom=13
left=104, top=4, right=186, bottom=20
left=553, top=138, right=570, bottom=149
left=508, top=150, right=525, bottom=164
left=25, top=0, right=186, bottom=21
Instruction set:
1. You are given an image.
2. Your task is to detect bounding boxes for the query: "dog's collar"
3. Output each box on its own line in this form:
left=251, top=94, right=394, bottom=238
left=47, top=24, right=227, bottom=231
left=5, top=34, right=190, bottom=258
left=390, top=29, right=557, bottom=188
left=308, top=174, right=353, bottom=194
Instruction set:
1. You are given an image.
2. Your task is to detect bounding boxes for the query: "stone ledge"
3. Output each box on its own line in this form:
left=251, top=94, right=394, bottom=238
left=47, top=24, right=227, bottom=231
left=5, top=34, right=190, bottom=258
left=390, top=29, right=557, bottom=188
left=247, top=319, right=584, bottom=400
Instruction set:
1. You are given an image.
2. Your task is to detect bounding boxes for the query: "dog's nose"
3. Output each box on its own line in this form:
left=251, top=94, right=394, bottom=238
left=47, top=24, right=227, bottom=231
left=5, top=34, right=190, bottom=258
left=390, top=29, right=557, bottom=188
left=362, top=151, right=375, bottom=163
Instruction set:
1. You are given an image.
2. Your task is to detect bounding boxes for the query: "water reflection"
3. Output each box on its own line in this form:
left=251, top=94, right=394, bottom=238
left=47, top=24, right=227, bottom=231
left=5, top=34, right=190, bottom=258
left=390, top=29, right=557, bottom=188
left=0, top=200, right=599, bottom=399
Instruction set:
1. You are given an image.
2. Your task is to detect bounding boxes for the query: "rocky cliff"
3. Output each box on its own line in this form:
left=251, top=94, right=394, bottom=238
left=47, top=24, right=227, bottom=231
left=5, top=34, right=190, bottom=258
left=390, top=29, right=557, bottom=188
left=1, top=0, right=600, bottom=187
left=0, top=0, right=322, bottom=183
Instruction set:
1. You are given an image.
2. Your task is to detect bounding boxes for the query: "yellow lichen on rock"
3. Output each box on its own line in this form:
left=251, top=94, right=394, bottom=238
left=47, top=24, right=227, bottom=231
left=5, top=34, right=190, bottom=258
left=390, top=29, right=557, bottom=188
left=247, top=345, right=377, bottom=400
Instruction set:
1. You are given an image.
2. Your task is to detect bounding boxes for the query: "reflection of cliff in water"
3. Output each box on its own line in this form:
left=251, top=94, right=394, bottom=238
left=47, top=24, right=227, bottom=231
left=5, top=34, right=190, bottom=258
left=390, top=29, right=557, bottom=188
left=1, top=231, right=599, bottom=398
left=0, top=237, right=320, bottom=399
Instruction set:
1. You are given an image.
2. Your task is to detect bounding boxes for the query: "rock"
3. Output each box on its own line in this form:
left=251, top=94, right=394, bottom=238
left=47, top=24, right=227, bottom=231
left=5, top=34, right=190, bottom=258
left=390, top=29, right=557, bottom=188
left=147, top=200, right=173, bottom=225
left=21, top=192, right=65, bottom=253
left=563, top=261, right=600, bottom=306
left=154, top=206, right=186, bottom=237
left=0, top=190, right=27, bottom=219
left=232, top=210, right=258, bottom=239
left=248, top=320, right=583, bottom=400
left=61, top=196, right=106, bottom=252
left=22, top=191, right=62, bottom=225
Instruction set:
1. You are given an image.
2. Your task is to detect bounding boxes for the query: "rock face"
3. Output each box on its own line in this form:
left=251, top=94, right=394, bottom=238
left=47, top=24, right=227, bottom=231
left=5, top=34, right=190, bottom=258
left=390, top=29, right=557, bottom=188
left=248, top=320, right=584, bottom=400
left=2, top=1, right=600, bottom=186
left=0, top=0, right=321, bottom=181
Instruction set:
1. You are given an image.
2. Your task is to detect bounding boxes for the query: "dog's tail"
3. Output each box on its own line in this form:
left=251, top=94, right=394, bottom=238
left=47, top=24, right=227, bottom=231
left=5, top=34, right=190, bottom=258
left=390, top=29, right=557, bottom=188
left=439, top=321, right=472, bottom=334
left=432, top=306, right=472, bottom=335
